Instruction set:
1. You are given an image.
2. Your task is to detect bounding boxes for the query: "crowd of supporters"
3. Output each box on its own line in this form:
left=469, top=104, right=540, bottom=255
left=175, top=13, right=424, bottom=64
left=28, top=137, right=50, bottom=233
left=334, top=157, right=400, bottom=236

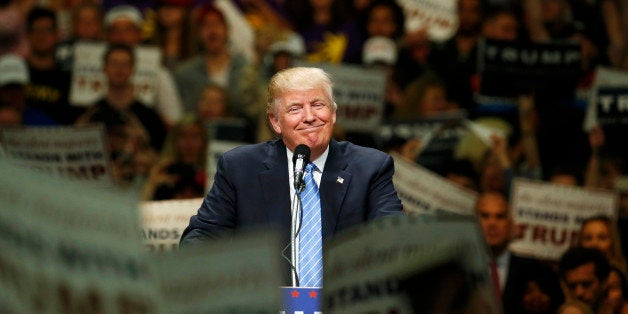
left=0, top=0, right=627, bottom=313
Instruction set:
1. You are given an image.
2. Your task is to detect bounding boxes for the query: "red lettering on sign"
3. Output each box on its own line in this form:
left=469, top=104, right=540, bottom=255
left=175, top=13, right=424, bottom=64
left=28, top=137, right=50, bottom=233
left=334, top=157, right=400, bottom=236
left=520, top=224, right=580, bottom=246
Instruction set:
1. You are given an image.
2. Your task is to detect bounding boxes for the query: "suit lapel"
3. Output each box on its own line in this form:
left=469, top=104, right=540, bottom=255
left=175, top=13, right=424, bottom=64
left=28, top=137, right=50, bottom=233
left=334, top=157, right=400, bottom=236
left=320, top=141, right=351, bottom=240
left=260, top=141, right=291, bottom=241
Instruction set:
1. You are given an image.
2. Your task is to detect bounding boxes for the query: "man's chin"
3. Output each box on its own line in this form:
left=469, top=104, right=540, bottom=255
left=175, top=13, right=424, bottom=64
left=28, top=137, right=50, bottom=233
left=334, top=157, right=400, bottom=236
left=300, top=132, right=323, bottom=143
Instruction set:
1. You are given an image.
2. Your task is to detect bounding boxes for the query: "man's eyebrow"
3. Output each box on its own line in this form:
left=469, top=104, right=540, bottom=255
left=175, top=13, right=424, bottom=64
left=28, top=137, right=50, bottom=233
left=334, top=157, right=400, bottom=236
left=310, top=97, right=328, bottom=104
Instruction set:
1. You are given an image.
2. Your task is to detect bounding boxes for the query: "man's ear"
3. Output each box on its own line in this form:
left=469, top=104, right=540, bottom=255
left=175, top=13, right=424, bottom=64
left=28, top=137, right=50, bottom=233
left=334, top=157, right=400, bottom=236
left=269, top=114, right=282, bottom=135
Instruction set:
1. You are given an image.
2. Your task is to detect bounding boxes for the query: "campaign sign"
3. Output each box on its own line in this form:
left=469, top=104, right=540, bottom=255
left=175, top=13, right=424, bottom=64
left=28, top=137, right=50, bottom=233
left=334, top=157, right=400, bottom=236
left=380, top=112, right=467, bottom=142
left=0, top=124, right=113, bottom=187
left=392, top=153, right=478, bottom=216
left=152, top=231, right=283, bottom=313
left=596, top=87, right=628, bottom=126
left=397, top=0, right=458, bottom=42
left=139, top=198, right=203, bottom=252
left=477, top=39, right=581, bottom=99
left=323, top=215, right=499, bottom=313
left=308, top=62, right=386, bottom=134
left=584, top=67, right=628, bottom=130
left=0, top=159, right=159, bottom=313
left=510, top=178, right=618, bottom=261
left=380, top=112, right=468, bottom=174
left=69, top=42, right=160, bottom=106
left=281, top=287, right=321, bottom=314
left=583, top=68, right=628, bottom=158
left=589, top=66, right=628, bottom=88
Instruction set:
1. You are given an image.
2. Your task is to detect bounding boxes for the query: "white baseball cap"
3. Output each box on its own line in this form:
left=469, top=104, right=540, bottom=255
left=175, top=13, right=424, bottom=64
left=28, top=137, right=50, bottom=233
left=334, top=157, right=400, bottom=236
left=0, top=54, right=29, bottom=86
left=269, top=33, right=306, bottom=57
left=104, top=5, right=143, bottom=28
left=362, top=36, right=398, bottom=65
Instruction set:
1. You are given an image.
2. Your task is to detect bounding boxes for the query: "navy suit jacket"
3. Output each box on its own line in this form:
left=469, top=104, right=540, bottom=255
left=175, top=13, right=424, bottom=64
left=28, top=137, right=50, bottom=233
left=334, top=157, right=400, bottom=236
left=180, top=139, right=403, bottom=247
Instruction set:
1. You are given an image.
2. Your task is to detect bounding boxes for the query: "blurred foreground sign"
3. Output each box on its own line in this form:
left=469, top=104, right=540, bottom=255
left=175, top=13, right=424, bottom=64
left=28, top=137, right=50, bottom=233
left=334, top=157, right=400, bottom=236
left=152, top=231, right=283, bottom=313
left=0, top=160, right=159, bottom=313
left=392, top=153, right=477, bottom=216
left=323, top=215, right=499, bottom=313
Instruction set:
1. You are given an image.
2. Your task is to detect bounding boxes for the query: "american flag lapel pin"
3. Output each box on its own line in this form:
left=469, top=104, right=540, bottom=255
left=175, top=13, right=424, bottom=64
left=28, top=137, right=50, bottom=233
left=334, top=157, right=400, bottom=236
left=336, top=176, right=344, bottom=184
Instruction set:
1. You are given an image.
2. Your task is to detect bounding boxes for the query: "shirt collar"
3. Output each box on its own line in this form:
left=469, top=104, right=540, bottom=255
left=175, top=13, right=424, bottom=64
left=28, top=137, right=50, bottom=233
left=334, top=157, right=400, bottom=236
left=286, top=145, right=329, bottom=173
left=495, top=250, right=510, bottom=267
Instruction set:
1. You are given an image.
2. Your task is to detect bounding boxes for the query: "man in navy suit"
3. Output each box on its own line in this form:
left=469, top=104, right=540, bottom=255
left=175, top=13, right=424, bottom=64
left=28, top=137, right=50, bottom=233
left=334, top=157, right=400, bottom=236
left=180, top=67, right=403, bottom=282
left=476, top=191, right=564, bottom=314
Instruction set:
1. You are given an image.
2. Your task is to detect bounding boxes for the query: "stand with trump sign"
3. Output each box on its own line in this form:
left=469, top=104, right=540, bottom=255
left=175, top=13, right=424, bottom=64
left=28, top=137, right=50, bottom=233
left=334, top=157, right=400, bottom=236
left=509, top=178, right=618, bottom=261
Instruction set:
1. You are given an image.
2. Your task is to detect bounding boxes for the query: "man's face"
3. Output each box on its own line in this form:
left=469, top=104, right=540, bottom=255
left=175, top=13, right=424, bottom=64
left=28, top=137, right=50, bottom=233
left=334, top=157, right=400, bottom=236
left=269, top=88, right=336, bottom=160
left=107, top=19, right=142, bottom=45
left=197, top=87, right=226, bottom=120
left=28, top=17, right=58, bottom=56
left=104, top=50, right=134, bottom=88
left=476, top=193, right=512, bottom=253
left=458, top=0, right=483, bottom=36
left=367, top=6, right=398, bottom=38
left=418, top=85, right=448, bottom=117
left=483, top=13, right=519, bottom=42
left=75, top=7, right=102, bottom=40
left=199, top=12, right=228, bottom=54
left=564, top=262, right=603, bottom=307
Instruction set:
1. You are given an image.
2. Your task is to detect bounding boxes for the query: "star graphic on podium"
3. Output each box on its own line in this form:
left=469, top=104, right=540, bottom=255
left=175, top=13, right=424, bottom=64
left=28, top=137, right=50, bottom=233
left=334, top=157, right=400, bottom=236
left=291, top=290, right=300, bottom=298
left=309, top=290, right=318, bottom=298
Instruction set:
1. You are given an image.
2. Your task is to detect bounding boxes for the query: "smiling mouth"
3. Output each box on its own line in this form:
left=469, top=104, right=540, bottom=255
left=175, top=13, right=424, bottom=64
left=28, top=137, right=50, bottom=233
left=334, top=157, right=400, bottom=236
left=298, top=124, right=324, bottom=131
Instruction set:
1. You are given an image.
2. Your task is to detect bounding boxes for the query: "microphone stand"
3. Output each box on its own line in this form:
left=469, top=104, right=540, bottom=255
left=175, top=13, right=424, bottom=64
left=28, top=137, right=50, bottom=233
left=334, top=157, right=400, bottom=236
left=291, top=182, right=304, bottom=287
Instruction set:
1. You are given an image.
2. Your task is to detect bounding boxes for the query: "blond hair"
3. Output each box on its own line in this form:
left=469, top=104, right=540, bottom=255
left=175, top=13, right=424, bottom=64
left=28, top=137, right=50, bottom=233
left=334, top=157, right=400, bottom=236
left=266, top=67, right=337, bottom=116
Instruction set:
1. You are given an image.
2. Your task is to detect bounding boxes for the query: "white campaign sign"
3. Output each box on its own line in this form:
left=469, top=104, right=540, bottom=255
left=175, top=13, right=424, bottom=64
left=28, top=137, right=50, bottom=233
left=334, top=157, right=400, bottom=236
left=140, top=198, right=202, bottom=252
left=323, top=215, right=498, bottom=313
left=0, top=125, right=113, bottom=187
left=153, top=231, right=283, bottom=313
left=392, top=153, right=478, bottom=216
left=397, top=0, right=458, bottom=42
left=69, top=42, right=160, bottom=106
left=0, top=160, right=159, bottom=313
left=510, top=178, right=618, bottom=261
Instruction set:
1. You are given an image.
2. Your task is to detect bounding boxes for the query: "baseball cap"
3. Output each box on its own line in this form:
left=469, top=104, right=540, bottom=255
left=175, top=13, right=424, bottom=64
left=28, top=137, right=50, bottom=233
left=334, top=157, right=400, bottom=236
left=0, top=54, right=29, bottom=86
left=268, top=33, right=306, bottom=57
left=104, top=5, right=143, bottom=28
left=362, top=36, right=398, bottom=65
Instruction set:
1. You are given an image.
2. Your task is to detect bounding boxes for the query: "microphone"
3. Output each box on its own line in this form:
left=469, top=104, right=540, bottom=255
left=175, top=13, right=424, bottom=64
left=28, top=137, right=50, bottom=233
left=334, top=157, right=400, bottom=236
left=292, top=144, right=310, bottom=193
left=290, top=144, right=310, bottom=286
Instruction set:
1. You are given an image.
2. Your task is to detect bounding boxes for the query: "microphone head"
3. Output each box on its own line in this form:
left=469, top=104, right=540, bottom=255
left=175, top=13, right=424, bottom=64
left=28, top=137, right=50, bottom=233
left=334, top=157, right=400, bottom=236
left=293, top=144, right=311, bottom=164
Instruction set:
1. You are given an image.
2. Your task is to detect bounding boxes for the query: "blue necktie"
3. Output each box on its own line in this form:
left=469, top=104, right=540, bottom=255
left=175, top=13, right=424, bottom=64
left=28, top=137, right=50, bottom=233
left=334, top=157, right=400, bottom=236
left=298, top=163, right=323, bottom=287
